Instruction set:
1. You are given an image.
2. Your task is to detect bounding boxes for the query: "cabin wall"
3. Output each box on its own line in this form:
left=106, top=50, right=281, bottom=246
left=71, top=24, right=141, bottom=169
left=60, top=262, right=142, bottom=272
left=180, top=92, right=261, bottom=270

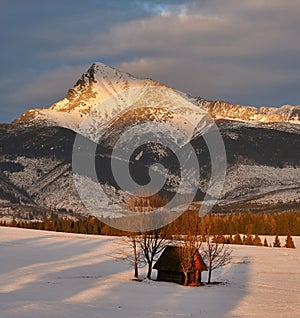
left=157, top=270, right=203, bottom=285
left=157, top=270, right=184, bottom=285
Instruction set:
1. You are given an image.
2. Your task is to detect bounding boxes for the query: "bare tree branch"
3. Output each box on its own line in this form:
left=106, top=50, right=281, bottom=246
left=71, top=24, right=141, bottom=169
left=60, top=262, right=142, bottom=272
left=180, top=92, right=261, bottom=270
left=201, top=233, right=232, bottom=284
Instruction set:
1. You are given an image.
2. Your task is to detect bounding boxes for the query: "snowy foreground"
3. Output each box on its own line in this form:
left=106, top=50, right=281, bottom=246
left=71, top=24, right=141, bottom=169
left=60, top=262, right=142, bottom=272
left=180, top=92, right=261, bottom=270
left=0, top=227, right=299, bottom=318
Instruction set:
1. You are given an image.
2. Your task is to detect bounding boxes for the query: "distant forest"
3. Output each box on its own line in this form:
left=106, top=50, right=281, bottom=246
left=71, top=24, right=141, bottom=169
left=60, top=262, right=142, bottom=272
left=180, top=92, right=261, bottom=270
left=1, top=211, right=300, bottom=238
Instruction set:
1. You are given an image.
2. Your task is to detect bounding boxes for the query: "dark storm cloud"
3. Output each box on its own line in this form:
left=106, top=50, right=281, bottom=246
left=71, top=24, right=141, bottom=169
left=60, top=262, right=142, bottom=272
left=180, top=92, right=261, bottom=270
left=0, top=0, right=299, bottom=122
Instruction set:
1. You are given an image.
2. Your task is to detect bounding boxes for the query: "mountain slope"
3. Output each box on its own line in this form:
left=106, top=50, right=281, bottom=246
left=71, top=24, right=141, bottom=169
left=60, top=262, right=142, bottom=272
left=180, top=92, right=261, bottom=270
left=1, top=119, right=299, bottom=217
left=1, top=62, right=300, bottom=219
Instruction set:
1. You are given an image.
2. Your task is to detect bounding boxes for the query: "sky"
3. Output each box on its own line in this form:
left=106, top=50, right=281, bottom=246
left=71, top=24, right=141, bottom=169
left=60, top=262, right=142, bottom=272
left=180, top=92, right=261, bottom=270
left=1, top=0, right=300, bottom=123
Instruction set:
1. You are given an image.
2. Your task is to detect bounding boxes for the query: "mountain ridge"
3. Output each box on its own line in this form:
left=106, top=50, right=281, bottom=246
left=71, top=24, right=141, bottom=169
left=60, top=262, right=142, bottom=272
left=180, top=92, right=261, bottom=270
left=13, top=62, right=300, bottom=131
left=198, top=98, right=300, bottom=124
left=1, top=62, right=299, bottom=221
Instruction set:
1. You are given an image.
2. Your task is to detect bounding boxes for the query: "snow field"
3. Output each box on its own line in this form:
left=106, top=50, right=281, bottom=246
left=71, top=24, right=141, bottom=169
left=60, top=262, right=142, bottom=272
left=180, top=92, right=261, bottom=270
left=0, top=227, right=299, bottom=318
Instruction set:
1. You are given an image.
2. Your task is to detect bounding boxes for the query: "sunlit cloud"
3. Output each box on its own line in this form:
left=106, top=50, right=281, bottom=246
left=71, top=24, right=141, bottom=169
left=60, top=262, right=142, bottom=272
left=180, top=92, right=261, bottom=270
left=1, top=0, right=300, bottom=122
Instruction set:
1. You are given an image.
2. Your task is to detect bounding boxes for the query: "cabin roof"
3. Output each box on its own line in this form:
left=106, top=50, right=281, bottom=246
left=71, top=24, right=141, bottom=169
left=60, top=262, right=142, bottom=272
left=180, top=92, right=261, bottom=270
left=153, top=245, right=207, bottom=272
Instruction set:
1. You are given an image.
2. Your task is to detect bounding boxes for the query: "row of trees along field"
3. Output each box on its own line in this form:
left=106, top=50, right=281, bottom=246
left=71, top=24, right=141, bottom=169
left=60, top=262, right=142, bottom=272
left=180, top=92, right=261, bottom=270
left=209, top=233, right=295, bottom=248
left=2, top=217, right=294, bottom=249
left=1, top=210, right=300, bottom=236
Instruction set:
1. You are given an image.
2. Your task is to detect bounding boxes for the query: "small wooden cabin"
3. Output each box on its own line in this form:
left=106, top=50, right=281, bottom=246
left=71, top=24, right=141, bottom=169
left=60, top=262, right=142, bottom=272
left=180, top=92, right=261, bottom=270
left=153, top=245, right=207, bottom=285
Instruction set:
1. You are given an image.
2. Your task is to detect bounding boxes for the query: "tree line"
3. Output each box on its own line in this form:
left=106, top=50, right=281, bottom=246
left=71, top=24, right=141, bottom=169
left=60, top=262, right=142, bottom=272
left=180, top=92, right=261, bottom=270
left=1, top=210, right=300, bottom=236
left=203, top=233, right=295, bottom=248
left=169, top=211, right=300, bottom=236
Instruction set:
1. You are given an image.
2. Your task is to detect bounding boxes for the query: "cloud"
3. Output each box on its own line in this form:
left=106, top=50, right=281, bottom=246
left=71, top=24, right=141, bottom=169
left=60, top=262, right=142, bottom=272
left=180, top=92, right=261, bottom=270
left=0, top=65, right=88, bottom=122
left=8, top=65, right=88, bottom=105
left=109, top=0, right=300, bottom=105
left=0, top=0, right=193, bottom=122
left=117, top=56, right=300, bottom=105
left=1, top=0, right=300, bottom=122
left=46, top=0, right=300, bottom=107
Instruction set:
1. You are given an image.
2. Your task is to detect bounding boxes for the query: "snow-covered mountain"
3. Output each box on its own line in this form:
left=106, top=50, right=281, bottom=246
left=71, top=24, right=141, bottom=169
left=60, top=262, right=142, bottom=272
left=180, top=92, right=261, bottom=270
left=16, top=63, right=155, bottom=130
left=199, top=98, right=300, bottom=124
left=16, top=63, right=204, bottom=135
left=1, top=62, right=300, bottom=219
left=16, top=62, right=300, bottom=131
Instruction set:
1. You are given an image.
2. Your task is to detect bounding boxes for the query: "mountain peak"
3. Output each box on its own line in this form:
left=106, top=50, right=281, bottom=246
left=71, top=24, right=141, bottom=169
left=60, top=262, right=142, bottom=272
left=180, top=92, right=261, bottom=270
left=74, top=62, right=136, bottom=88
left=15, top=62, right=168, bottom=129
left=48, top=62, right=159, bottom=116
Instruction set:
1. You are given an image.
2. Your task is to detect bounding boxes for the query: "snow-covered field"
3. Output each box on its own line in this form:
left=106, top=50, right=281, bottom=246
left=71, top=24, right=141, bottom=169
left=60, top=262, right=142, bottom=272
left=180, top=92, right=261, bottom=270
left=0, top=227, right=299, bottom=318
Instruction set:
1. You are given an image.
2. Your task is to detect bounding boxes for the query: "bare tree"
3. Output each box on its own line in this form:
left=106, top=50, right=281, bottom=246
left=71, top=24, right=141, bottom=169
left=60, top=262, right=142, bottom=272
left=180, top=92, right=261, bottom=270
left=139, top=227, right=170, bottom=279
left=119, top=192, right=171, bottom=280
left=113, top=195, right=147, bottom=279
left=136, top=193, right=171, bottom=279
left=201, top=234, right=232, bottom=284
left=177, top=211, right=202, bottom=286
left=178, top=237, right=202, bottom=286
left=114, top=232, right=144, bottom=279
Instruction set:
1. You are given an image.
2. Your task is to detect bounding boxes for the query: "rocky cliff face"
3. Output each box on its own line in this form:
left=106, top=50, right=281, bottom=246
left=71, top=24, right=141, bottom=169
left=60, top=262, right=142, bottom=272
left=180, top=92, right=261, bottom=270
left=198, top=98, right=300, bottom=124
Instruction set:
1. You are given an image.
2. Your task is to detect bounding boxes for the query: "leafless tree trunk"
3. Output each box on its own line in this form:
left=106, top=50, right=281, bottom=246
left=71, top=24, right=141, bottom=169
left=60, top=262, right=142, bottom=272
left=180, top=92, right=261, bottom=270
left=133, top=237, right=139, bottom=278
left=119, top=192, right=171, bottom=280
left=177, top=211, right=202, bottom=286
left=201, top=234, right=232, bottom=284
left=129, top=234, right=140, bottom=278
left=139, top=226, right=171, bottom=279
left=114, top=232, right=144, bottom=279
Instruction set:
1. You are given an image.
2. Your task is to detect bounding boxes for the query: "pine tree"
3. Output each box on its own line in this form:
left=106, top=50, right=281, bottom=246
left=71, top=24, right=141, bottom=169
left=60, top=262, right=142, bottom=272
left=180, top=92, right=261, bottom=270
left=253, top=234, right=262, bottom=246
left=285, top=235, right=295, bottom=248
left=233, top=233, right=242, bottom=245
left=263, top=237, right=268, bottom=247
left=273, top=235, right=281, bottom=248
left=244, top=234, right=254, bottom=246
